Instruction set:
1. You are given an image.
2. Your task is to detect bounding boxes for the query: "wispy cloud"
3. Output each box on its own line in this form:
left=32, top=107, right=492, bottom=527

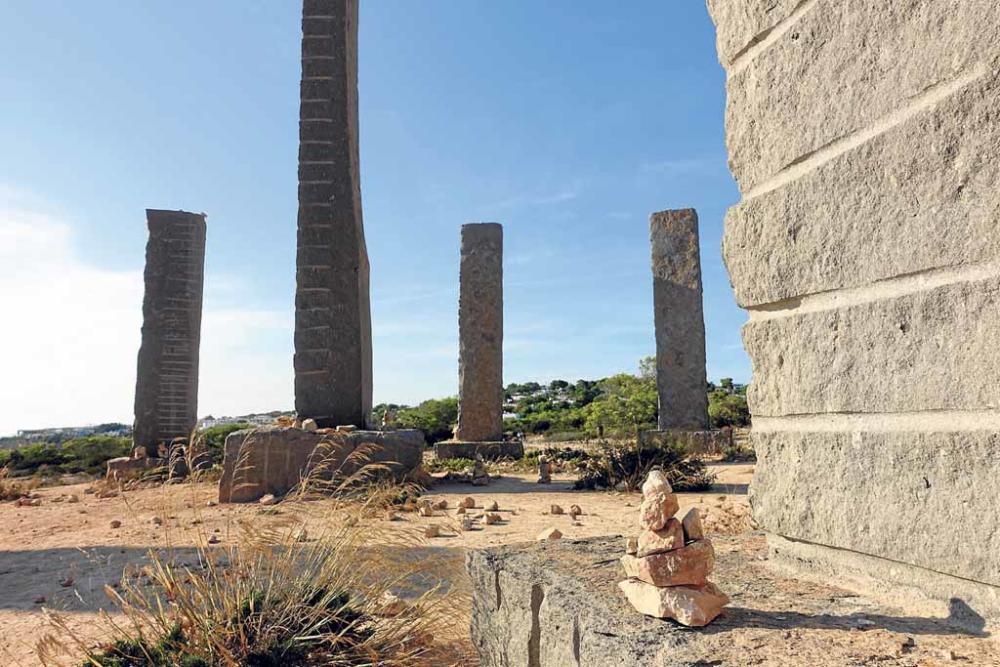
left=478, top=186, right=581, bottom=213
left=638, top=156, right=722, bottom=177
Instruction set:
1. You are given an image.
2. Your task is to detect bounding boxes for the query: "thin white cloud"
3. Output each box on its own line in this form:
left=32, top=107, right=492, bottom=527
left=639, top=157, right=720, bottom=176
left=0, top=188, right=291, bottom=435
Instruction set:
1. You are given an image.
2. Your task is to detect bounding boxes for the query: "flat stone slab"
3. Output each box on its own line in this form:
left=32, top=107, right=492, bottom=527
left=218, top=426, right=423, bottom=503
left=640, top=429, right=733, bottom=456
left=467, top=534, right=993, bottom=665
left=434, top=440, right=524, bottom=460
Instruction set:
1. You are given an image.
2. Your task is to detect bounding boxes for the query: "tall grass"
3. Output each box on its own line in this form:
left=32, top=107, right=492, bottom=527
left=37, top=433, right=470, bottom=666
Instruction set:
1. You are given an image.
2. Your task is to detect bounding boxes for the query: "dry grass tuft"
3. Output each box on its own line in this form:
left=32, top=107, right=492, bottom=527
left=0, top=466, right=38, bottom=501
left=36, top=437, right=471, bottom=666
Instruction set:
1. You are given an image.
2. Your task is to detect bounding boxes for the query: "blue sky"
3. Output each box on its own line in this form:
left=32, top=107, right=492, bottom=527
left=0, top=0, right=747, bottom=434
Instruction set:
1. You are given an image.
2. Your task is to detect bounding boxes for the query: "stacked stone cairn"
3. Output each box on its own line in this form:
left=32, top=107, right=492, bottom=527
left=618, top=470, right=729, bottom=627
left=536, top=455, right=552, bottom=484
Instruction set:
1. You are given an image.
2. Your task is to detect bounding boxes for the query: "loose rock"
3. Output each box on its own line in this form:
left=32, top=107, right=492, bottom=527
left=537, top=527, right=562, bottom=541
left=259, top=494, right=278, bottom=506
left=550, top=504, right=564, bottom=515
left=618, top=579, right=729, bottom=627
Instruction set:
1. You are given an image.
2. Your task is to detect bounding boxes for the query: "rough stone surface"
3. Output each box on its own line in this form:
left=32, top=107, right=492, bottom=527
left=639, top=429, right=732, bottom=456
left=433, top=440, right=523, bottom=461
left=650, top=210, right=708, bottom=430
left=618, top=579, right=729, bottom=627
left=468, top=536, right=690, bottom=666
left=751, top=430, right=1000, bottom=588
left=217, top=426, right=423, bottom=503
left=455, top=223, right=504, bottom=442
left=133, top=210, right=206, bottom=455
left=294, top=0, right=372, bottom=428
left=639, top=489, right=679, bottom=532
left=680, top=507, right=704, bottom=542
left=620, top=539, right=715, bottom=588
left=744, top=278, right=1000, bottom=417
left=709, top=0, right=1000, bottom=626
left=636, top=519, right=685, bottom=558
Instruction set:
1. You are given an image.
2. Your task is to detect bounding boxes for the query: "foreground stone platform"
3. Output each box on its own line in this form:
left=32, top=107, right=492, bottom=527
left=467, top=534, right=992, bottom=666
left=434, top=440, right=524, bottom=460
left=218, top=426, right=423, bottom=503
left=640, top=429, right=733, bottom=457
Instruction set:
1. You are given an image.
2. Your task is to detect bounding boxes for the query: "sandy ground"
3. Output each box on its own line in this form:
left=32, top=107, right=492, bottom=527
left=1, top=462, right=996, bottom=665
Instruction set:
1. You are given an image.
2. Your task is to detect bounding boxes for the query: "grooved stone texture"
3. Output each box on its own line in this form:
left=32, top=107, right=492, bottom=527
left=651, top=210, right=708, bottom=430
left=708, top=0, right=1000, bottom=625
left=294, top=0, right=372, bottom=428
left=133, top=210, right=206, bottom=454
left=455, top=223, right=504, bottom=442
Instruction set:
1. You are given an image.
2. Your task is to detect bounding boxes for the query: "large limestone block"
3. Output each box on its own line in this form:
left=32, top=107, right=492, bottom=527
left=750, top=430, right=1000, bottom=587
left=218, top=426, right=423, bottom=503
left=721, top=0, right=1000, bottom=193
left=467, top=536, right=696, bottom=666
left=723, top=74, right=1000, bottom=307
left=618, top=579, right=729, bottom=627
left=744, top=277, right=1000, bottom=417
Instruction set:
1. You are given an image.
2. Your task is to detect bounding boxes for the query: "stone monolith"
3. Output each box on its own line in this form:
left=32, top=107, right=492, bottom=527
left=294, top=0, right=372, bottom=428
left=454, top=223, right=504, bottom=442
left=651, top=209, right=709, bottom=430
left=133, top=209, right=206, bottom=455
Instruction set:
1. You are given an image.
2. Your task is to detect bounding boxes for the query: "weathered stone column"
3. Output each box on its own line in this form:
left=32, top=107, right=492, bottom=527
left=294, top=0, right=372, bottom=428
left=651, top=209, right=709, bottom=431
left=133, top=209, right=206, bottom=455
left=455, top=223, right=504, bottom=442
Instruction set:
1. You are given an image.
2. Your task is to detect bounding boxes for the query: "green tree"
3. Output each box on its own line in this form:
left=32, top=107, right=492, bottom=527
left=397, top=397, right=459, bottom=444
left=584, top=373, right=658, bottom=437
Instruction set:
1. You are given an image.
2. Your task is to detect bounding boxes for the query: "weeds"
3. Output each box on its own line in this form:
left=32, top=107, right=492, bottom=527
left=573, top=438, right=715, bottom=492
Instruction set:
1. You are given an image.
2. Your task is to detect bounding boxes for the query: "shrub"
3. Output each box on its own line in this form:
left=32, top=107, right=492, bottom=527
left=573, top=438, right=715, bottom=492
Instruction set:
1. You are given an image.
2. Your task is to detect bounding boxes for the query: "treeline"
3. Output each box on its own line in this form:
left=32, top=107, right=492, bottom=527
left=0, top=435, right=132, bottom=478
left=376, top=358, right=750, bottom=444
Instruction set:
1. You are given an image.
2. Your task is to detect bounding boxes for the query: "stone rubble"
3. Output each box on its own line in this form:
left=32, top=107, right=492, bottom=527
left=537, top=455, right=552, bottom=483
left=618, top=470, right=728, bottom=627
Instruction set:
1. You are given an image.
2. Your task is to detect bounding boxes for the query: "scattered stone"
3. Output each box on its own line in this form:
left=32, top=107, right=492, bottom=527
left=206, top=500, right=217, bottom=507
left=569, top=504, right=583, bottom=518
left=376, top=591, right=410, bottom=617
left=110, top=520, right=122, bottom=529
left=418, top=505, right=434, bottom=517
left=208, top=535, right=221, bottom=544
left=424, top=525, right=441, bottom=538
left=336, top=424, right=358, bottom=433
left=639, top=489, right=679, bottom=532
left=485, top=512, right=502, bottom=525
left=486, top=500, right=499, bottom=512
left=386, top=511, right=402, bottom=522
left=301, top=418, right=318, bottom=432
left=537, top=455, right=552, bottom=484
left=550, top=504, right=564, bottom=515
left=680, top=507, right=704, bottom=542
left=432, top=499, right=449, bottom=511
left=59, top=577, right=74, bottom=588
left=151, top=516, right=163, bottom=526
left=460, top=516, right=475, bottom=531
left=537, top=527, right=562, bottom=541
left=67, top=494, right=80, bottom=504
left=637, top=519, right=686, bottom=557
left=618, top=579, right=729, bottom=627
left=625, top=537, right=639, bottom=555
left=33, top=596, right=46, bottom=605
left=295, top=528, right=309, bottom=543
left=456, top=505, right=467, bottom=515
left=462, top=497, right=476, bottom=509
left=621, top=539, right=715, bottom=587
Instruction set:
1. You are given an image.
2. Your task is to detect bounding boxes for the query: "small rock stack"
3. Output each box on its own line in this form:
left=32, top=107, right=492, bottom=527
left=618, top=470, right=729, bottom=627
left=536, top=455, right=552, bottom=483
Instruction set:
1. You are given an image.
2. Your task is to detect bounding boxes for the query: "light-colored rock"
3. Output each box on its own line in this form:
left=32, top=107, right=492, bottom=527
left=625, top=536, right=638, bottom=555
left=537, top=527, right=562, bottom=541
left=418, top=505, right=434, bottom=518
left=301, top=418, right=318, bottom=432
left=568, top=504, right=582, bottom=518
left=424, top=525, right=441, bottom=538
left=641, top=469, right=672, bottom=497
left=110, top=520, right=122, bottom=529
left=456, top=505, right=467, bottom=515
left=680, top=507, right=704, bottom=542
left=549, top=504, right=564, bottom=515
left=620, top=539, right=715, bottom=587
left=460, top=516, right=475, bottom=531
left=336, top=424, right=359, bottom=433
left=432, top=499, right=448, bottom=511
left=705, top=0, right=800, bottom=66
left=462, top=497, right=476, bottom=509
left=375, top=590, right=409, bottom=617
left=485, top=512, right=502, bottom=525
left=636, top=519, right=685, bottom=557
left=486, top=500, right=499, bottom=512
left=618, top=579, right=729, bottom=627
left=258, top=494, right=278, bottom=506
left=639, top=489, right=679, bottom=532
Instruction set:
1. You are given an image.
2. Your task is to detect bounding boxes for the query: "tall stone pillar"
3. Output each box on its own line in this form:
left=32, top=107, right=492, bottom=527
left=133, top=209, right=206, bottom=455
left=456, top=223, right=504, bottom=442
left=294, top=0, right=372, bottom=428
left=651, top=209, right=709, bottom=431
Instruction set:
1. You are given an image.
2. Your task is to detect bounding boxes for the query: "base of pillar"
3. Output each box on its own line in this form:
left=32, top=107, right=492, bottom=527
left=218, top=426, right=424, bottom=503
left=434, top=440, right=524, bottom=460
left=639, top=429, right=732, bottom=456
